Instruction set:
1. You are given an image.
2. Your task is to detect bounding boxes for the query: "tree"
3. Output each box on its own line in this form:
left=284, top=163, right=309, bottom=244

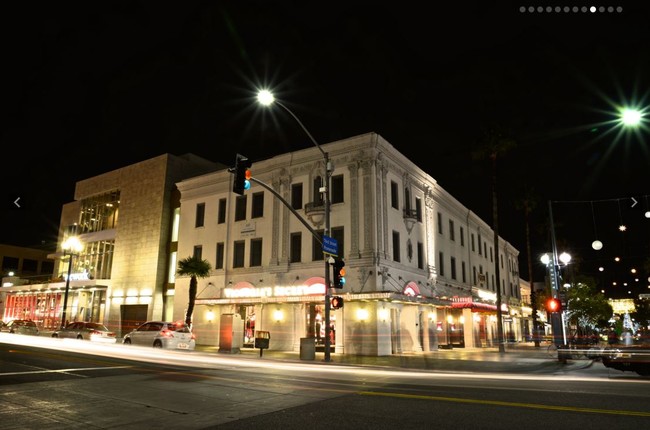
left=631, top=298, right=650, bottom=329
left=565, top=276, right=613, bottom=338
left=515, top=186, right=540, bottom=346
left=177, top=255, right=212, bottom=326
left=472, top=123, right=517, bottom=353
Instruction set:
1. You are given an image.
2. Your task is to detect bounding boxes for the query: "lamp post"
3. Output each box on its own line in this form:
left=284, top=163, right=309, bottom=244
left=61, top=235, right=83, bottom=329
left=257, top=90, right=334, bottom=362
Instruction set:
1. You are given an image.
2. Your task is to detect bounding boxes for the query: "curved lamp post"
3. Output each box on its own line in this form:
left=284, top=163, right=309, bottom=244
left=257, top=90, right=334, bottom=362
left=61, top=235, right=83, bottom=329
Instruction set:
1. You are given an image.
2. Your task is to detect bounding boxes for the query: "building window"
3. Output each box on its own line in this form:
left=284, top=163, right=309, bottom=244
left=404, top=187, right=411, bottom=212
left=437, top=212, right=443, bottom=235
left=478, top=234, right=482, bottom=255
left=416, top=197, right=422, bottom=222
left=391, top=181, right=399, bottom=209
left=484, top=242, right=488, bottom=258
left=312, top=176, right=324, bottom=206
left=290, top=232, right=302, bottom=263
left=235, top=195, right=247, bottom=221
left=291, top=183, right=303, bottom=210
left=490, top=247, right=493, bottom=262
left=331, top=174, right=344, bottom=204
left=195, top=203, right=205, bottom=228
left=233, top=241, right=245, bottom=268
left=218, top=198, right=226, bottom=224
left=392, top=231, right=400, bottom=262
left=193, top=245, right=202, bottom=260
left=460, top=227, right=465, bottom=246
left=332, top=226, right=345, bottom=258
left=250, top=238, right=262, bottom=267
left=22, top=259, right=38, bottom=273
left=215, top=243, right=224, bottom=269
left=473, top=266, right=477, bottom=285
left=462, top=261, right=467, bottom=283
left=252, top=192, right=264, bottom=218
left=471, top=233, right=475, bottom=252
left=449, top=219, right=455, bottom=241
left=312, top=230, right=324, bottom=261
left=417, top=242, right=424, bottom=270
left=450, top=256, right=457, bottom=280
left=438, top=251, right=444, bottom=276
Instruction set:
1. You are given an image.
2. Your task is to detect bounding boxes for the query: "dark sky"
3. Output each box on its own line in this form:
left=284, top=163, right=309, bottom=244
left=1, top=1, right=649, bottom=298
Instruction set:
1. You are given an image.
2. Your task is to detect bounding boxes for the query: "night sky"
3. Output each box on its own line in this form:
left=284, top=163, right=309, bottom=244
left=1, top=1, right=649, bottom=298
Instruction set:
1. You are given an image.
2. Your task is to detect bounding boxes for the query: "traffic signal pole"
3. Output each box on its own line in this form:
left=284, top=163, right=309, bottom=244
left=548, top=200, right=568, bottom=347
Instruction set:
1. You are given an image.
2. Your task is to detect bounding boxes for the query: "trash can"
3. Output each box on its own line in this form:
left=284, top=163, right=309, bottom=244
left=255, top=331, right=270, bottom=357
left=300, top=337, right=316, bottom=360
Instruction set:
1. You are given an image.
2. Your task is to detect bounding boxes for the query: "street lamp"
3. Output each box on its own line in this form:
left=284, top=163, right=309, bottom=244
left=61, top=235, right=83, bottom=329
left=257, top=89, right=334, bottom=362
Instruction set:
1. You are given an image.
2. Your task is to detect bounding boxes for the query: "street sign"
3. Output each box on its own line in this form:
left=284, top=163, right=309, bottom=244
left=322, top=235, right=338, bottom=256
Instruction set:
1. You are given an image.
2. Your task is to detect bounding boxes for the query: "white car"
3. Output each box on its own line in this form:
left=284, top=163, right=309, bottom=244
left=123, top=321, right=196, bottom=350
left=51, top=322, right=117, bottom=343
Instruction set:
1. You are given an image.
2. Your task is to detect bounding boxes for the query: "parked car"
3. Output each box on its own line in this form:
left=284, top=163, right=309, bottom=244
left=51, top=321, right=117, bottom=343
left=601, top=344, right=650, bottom=376
left=0, top=319, right=39, bottom=336
left=123, top=321, right=195, bottom=350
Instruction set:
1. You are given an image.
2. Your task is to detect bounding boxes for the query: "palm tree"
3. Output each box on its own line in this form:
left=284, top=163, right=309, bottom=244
left=514, top=186, right=540, bottom=346
left=177, top=255, right=212, bottom=326
left=472, top=123, right=516, bottom=353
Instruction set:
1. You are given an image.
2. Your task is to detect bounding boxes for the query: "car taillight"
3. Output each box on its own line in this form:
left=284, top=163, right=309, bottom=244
left=90, top=330, right=101, bottom=335
left=160, top=329, right=174, bottom=338
left=191, top=332, right=196, bottom=340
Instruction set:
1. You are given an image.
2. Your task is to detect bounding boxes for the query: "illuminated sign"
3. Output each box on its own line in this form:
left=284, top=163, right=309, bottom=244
left=64, top=270, right=90, bottom=281
left=224, top=284, right=325, bottom=299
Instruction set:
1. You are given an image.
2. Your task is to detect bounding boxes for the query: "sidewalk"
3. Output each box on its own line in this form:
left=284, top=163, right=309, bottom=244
left=194, top=342, right=593, bottom=373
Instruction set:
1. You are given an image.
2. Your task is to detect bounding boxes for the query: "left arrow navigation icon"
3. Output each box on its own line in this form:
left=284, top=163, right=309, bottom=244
left=14, top=197, right=21, bottom=208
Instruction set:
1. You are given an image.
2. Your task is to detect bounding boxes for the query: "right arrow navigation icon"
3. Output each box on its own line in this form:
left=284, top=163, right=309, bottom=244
left=631, top=197, right=638, bottom=208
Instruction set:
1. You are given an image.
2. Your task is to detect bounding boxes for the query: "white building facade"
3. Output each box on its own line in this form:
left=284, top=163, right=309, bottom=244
left=173, top=133, right=522, bottom=356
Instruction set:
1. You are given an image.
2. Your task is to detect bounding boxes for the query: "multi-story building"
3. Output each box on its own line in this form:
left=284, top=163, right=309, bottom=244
left=2, top=133, right=524, bottom=355
left=173, top=133, right=522, bottom=355
left=1, top=153, right=220, bottom=332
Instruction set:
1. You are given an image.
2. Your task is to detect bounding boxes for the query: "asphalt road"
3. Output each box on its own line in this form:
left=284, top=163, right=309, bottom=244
left=1, top=335, right=649, bottom=429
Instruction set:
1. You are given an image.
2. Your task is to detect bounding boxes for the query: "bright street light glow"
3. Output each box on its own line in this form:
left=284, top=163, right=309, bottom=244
left=620, top=108, right=642, bottom=126
left=257, top=89, right=274, bottom=106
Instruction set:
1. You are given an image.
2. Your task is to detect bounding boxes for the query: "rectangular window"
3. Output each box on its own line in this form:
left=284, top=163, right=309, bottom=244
left=312, top=230, right=324, bottom=261
left=438, top=251, right=444, bottom=276
left=291, top=183, right=303, bottom=210
left=217, top=198, right=226, bottom=224
left=313, top=177, right=324, bottom=206
left=473, top=266, right=477, bottom=285
left=417, top=242, right=424, bottom=270
left=252, top=192, right=264, bottom=218
left=250, top=238, right=262, bottom=267
left=460, top=227, right=465, bottom=246
left=462, top=261, right=467, bottom=283
left=235, top=195, right=247, bottom=221
left=290, top=232, right=302, bottom=263
left=415, top=197, right=422, bottom=222
left=490, top=246, right=493, bottom=262
left=449, top=219, right=455, bottom=241
left=331, top=174, right=344, bottom=204
left=450, top=256, right=457, bottom=280
left=391, top=181, right=399, bottom=209
left=195, top=203, right=205, bottom=228
left=471, top=233, right=475, bottom=252
left=332, top=226, right=345, bottom=258
left=193, top=245, right=202, bottom=260
left=392, top=231, right=400, bottom=262
left=437, top=212, right=443, bottom=235
left=233, top=241, right=245, bottom=268
left=484, top=242, right=487, bottom=258
left=478, top=234, right=482, bottom=255
left=215, top=243, right=224, bottom=270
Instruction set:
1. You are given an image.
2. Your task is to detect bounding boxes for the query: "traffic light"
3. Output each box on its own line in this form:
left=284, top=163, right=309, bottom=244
left=332, top=258, right=346, bottom=288
left=231, top=153, right=252, bottom=195
left=331, top=296, right=344, bottom=309
left=546, top=297, right=562, bottom=313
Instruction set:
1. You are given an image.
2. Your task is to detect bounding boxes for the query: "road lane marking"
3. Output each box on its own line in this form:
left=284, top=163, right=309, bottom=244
left=360, top=391, right=650, bottom=417
left=0, top=366, right=133, bottom=377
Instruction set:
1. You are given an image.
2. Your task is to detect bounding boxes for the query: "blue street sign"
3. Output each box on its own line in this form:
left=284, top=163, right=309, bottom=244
left=322, top=235, right=338, bottom=256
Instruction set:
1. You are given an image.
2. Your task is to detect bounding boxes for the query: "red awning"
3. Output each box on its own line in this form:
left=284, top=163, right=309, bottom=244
left=451, top=301, right=497, bottom=312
